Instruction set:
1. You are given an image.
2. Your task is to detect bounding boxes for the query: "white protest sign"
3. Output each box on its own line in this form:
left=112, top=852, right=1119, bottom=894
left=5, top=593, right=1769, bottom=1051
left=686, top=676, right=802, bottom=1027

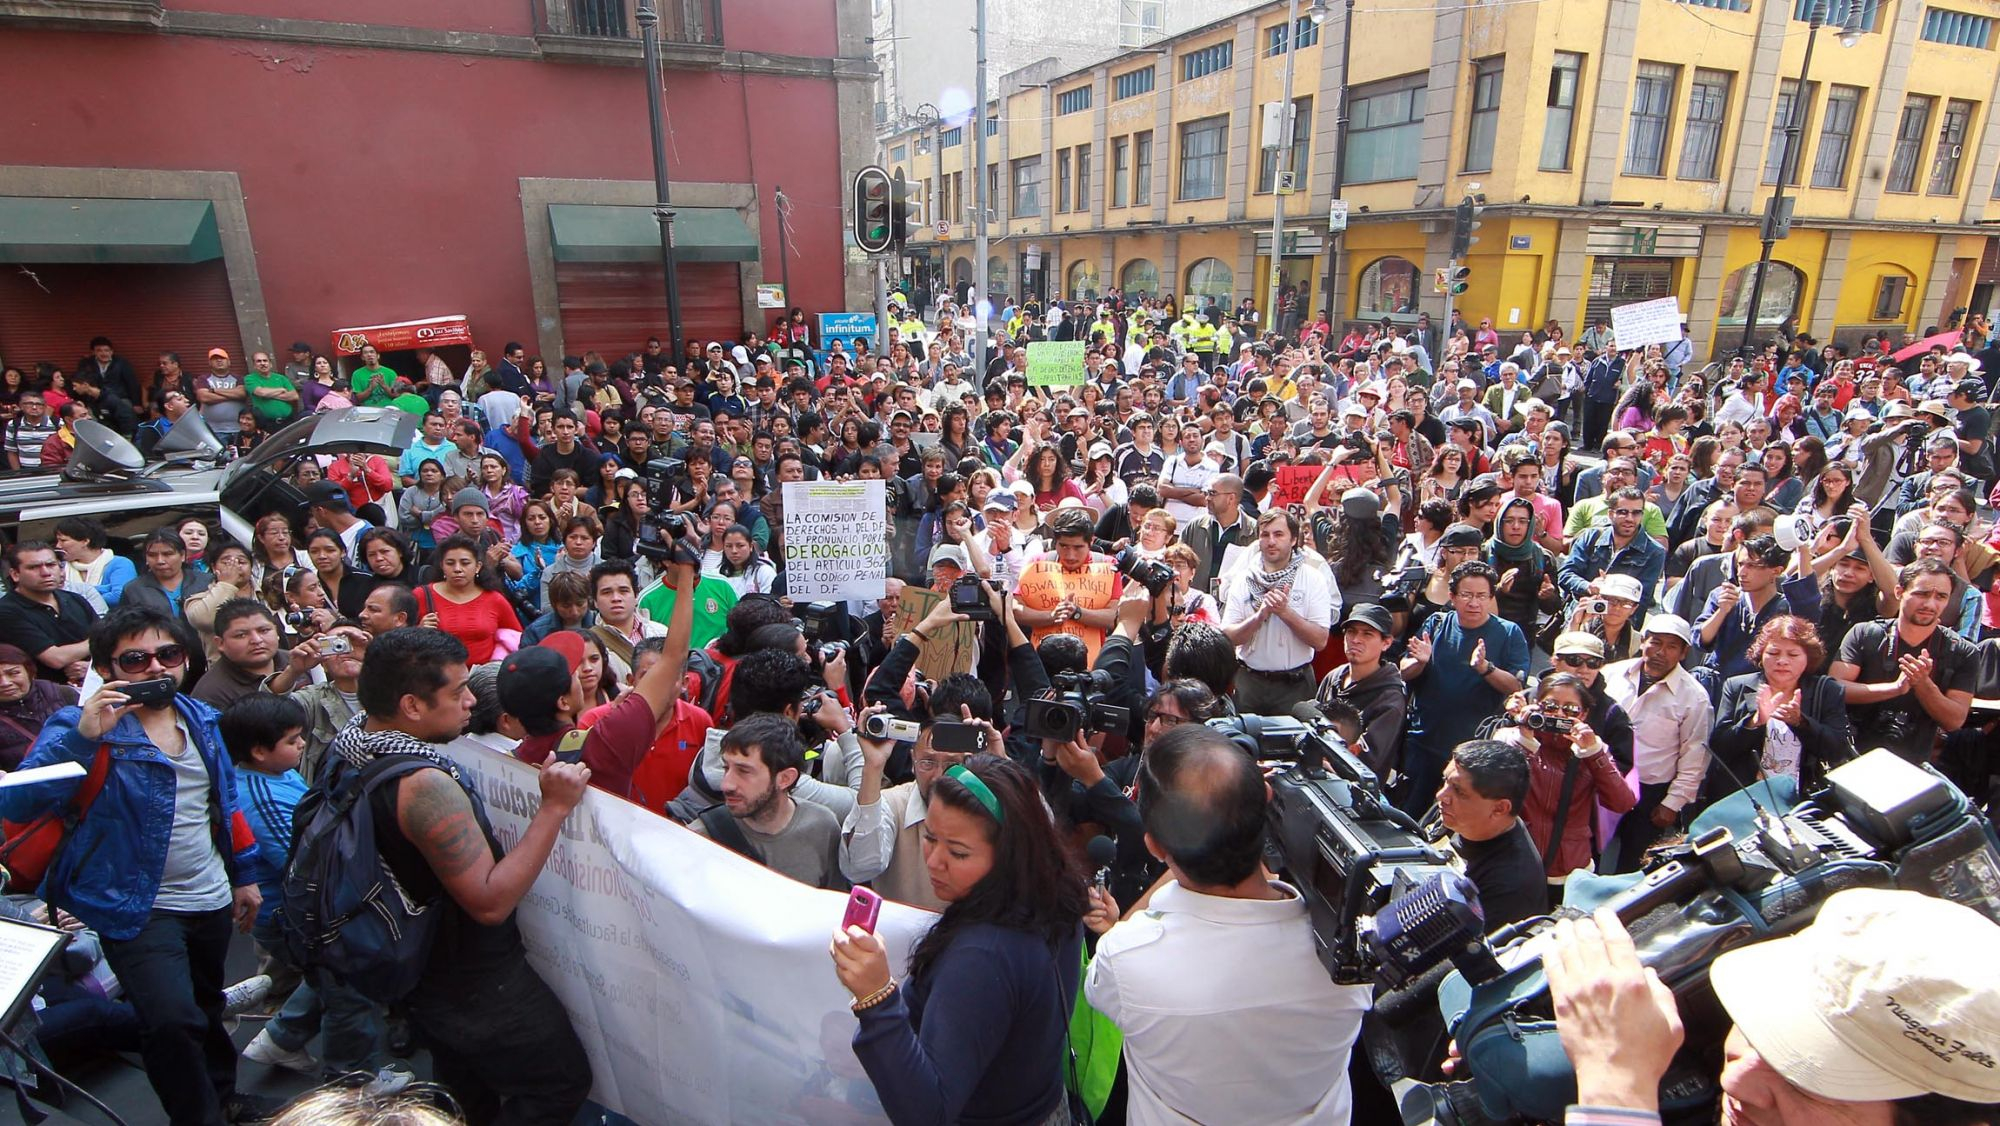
left=1609, top=296, right=1683, bottom=350
left=781, top=480, right=888, bottom=600
left=441, top=735, right=934, bottom=1125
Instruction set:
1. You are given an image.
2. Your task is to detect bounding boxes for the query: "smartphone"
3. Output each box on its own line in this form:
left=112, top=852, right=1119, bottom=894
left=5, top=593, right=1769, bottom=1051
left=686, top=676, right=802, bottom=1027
left=123, top=677, right=178, bottom=708
left=841, top=886, right=883, bottom=934
left=930, top=719, right=983, bottom=754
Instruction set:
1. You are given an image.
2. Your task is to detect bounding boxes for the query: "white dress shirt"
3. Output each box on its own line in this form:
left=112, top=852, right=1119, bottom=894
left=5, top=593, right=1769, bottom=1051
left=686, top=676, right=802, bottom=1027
left=1086, top=880, right=1373, bottom=1125
left=1602, top=657, right=1714, bottom=812
left=1158, top=453, right=1218, bottom=525
left=1220, top=554, right=1338, bottom=672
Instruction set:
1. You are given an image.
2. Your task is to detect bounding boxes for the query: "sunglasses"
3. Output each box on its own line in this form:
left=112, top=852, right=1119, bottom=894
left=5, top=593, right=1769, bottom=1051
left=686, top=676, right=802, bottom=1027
left=1557, top=654, right=1605, bottom=670
left=114, top=643, right=188, bottom=675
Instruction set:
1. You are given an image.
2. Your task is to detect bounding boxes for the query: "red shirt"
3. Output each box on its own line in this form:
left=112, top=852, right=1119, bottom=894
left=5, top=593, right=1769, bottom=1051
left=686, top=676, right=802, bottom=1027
left=578, top=696, right=712, bottom=812
left=420, top=587, right=520, bottom=664
left=517, top=688, right=662, bottom=801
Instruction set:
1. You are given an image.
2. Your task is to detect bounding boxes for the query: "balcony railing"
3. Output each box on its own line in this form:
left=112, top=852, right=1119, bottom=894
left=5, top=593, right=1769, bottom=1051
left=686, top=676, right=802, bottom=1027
left=536, top=0, right=721, bottom=47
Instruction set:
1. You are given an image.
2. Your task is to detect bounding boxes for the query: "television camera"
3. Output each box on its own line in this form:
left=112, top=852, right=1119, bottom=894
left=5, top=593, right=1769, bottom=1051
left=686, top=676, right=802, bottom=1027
left=1023, top=669, right=1133, bottom=744
left=632, top=457, right=702, bottom=567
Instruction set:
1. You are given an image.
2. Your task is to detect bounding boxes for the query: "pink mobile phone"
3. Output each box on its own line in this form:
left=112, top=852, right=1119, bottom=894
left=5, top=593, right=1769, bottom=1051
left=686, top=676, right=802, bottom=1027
left=841, top=886, right=883, bottom=934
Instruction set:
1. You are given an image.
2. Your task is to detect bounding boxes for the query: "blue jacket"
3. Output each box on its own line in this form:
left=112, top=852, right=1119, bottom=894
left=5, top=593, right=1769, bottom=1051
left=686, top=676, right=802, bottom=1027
left=1557, top=526, right=1667, bottom=612
left=0, top=696, right=262, bottom=941
left=1584, top=355, right=1625, bottom=403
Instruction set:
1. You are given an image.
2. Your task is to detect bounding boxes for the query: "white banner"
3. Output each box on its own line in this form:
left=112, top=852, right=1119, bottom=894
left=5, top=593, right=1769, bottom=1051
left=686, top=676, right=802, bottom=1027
left=440, top=735, right=934, bottom=1125
left=1609, top=296, right=1683, bottom=350
left=781, top=480, right=888, bottom=601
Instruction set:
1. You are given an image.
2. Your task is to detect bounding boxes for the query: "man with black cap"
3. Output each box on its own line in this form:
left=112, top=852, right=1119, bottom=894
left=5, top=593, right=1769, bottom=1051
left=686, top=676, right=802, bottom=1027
left=284, top=341, right=315, bottom=385
left=1311, top=604, right=1406, bottom=778
left=497, top=555, right=696, bottom=803
left=1948, top=377, right=1994, bottom=485
left=303, top=479, right=374, bottom=567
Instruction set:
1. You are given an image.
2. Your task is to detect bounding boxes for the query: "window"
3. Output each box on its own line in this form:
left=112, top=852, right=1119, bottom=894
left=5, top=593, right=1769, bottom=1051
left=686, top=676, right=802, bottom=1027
left=1112, top=138, right=1131, bottom=207
left=1921, top=7, right=1995, bottom=48
left=1178, top=116, right=1228, bottom=200
left=985, top=114, right=1000, bottom=136
left=940, top=126, right=963, bottom=148
left=1120, top=258, right=1160, bottom=298
left=1113, top=68, right=1155, bottom=100
left=1180, top=41, right=1233, bottom=81
left=1357, top=256, right=1419, bottom=318
left=1257, top=97, right=1313, bottom=193
left=1057, top=87, right=1092, bottom=116
left=1800, top=0, right=1881, bottom=32
left=987, top=164, right=1000, bottom=218
left=891, top=144, right=907, bottom=162
left=1266, top=15, right=1320, bottom=54
left=1076, top=144, right=1092, bottom=211
left=1068, top=260, right=1100, bottom=301
left=1118, top=0, right=1163, bottom=48
left=1057, top=149, right=1072, bottom=213
left=1345, top=75, right=1426, bottom=183
left=1464, top=58, right=1504, bottom=173
left=1185, top=258, right=1233, bottom=303
left=1678, top=68, right=1731, bottom=180
left=987, top=255, right=1007, bottom=299
left=1873, top=275, right=1911, bottom=320
left=1542, top=52, right=1583, bottom=171
left=1134, top=131, right=1154, bottom=204
left=1718, top=262, right=1804, bottom=327
left=1887, top=96, right=1935, bottom=193
left=1678, top=0, right=1748, bottom=9
left=1762, top=79, right=1816, bottom=186
left=1626, top=62, right=1679, bottom=176
left=1812, top=85, right=1862, bottom=188
left=1011, top=156, right=1041, bottom=217
left=1928, top=98, right=1976, bottom=195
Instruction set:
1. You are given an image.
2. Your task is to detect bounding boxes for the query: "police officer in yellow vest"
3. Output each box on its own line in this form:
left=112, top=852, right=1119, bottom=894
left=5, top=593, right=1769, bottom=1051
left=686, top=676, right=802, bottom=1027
left=1188, top=316, right=1220, bottom=372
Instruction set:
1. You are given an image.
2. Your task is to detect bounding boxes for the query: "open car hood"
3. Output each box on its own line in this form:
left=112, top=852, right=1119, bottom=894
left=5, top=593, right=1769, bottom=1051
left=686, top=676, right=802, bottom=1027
left=217, top=407, right=420, bottom=546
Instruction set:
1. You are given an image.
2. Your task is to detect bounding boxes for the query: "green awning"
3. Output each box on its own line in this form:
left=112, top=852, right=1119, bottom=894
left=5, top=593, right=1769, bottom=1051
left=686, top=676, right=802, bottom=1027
left=548, top=203, right=758, bottom=264
left=0, top=197, right=221, bottom=264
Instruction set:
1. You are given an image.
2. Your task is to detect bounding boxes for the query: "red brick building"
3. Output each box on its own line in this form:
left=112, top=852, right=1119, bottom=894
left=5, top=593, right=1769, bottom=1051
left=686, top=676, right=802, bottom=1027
left=0, top=0, right=873, bottom=378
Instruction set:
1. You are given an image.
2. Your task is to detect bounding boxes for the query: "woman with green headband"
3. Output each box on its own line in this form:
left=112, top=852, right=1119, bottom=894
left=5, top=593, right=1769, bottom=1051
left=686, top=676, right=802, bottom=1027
left=830, top=754, right=1088, bottom=1125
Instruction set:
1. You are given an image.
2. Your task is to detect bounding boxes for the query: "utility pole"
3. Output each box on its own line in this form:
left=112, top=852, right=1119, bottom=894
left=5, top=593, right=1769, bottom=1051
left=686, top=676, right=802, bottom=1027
left=1265, top=0, right=1300, bottom=339
left=1321, top=0, right=1350, bottom=334
left=636, top=2, right=685, bottom=361
left=973, top=0, right=991, bottom=387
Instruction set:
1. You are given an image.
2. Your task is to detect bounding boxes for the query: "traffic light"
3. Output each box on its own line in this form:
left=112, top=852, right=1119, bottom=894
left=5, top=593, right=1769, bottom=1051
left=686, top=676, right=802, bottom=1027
left=1449, top=192, right=1485, bottom=260
left=1449, top=265, right=1471, bottom=296
left=853, top=165, right=893, bottom=255
left=889, top=169, right=923, bottom=252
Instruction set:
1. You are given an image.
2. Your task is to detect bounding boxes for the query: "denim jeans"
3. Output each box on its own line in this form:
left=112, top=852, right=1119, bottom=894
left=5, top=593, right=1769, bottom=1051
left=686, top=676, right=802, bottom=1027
left=402, top=954, right=591, bottom=1126
left=255, top=926, right=388, bottom=1076
left=100, top=908, right=237, bottom=1126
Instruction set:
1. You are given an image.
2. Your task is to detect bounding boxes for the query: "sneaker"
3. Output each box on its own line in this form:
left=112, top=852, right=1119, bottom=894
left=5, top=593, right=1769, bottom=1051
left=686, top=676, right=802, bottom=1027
left=361, top=1066, right=416, bottom=1097
left=243, top=1028, right=320, bottom=1075
left=223, top=1092, right=285, bottom=1124
left=221, top=975, right=273, bottom=1015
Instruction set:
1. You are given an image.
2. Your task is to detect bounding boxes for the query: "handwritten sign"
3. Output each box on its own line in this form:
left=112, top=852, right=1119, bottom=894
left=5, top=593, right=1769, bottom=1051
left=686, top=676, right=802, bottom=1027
left=781, top=480, right=888, bottom=600
left=1026, top=340, right=1087, bottom=387
left=1015, top=556, right=1120, bottom=664
left=1269, top=463, right=1322, bottom=508
left=1609, top=297, right=1683, bottom=350
left=893, top=587, right=977, bottom=679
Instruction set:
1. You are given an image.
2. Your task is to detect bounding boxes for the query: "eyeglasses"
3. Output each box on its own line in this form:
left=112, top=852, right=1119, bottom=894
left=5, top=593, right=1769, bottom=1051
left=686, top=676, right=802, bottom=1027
left=114, top=644, right=187, bottom=675
left=1611, top=508, right=1644, bottom=518
left=1145, top=708, right=1189, bottom=728
left=1557, top=654, right=1605, bottom=670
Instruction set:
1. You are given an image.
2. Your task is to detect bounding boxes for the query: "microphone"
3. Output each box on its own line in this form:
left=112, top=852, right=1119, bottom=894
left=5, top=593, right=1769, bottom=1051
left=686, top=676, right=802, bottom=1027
left=1086, top=835, right=1116, bottom=890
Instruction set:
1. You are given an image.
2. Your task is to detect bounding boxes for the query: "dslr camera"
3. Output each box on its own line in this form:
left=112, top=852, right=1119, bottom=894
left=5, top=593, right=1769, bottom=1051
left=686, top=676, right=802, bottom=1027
left=1024, top=669, right=1131, bottom=743
left=1112, top=545, right=1174, bottom=597
left=634, top=509, right=700, bottom=566
left=949, top=575, right=997, bottom=622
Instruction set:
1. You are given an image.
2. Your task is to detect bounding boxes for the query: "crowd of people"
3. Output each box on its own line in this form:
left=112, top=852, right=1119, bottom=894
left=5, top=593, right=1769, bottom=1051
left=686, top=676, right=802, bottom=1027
left=2, top=291, right=1998, bottom=1126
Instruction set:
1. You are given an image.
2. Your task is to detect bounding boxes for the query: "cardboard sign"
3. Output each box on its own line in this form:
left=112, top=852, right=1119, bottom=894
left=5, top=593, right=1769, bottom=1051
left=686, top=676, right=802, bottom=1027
left=780, top=480, right=889, bottom=601
left=893, top=587, right=977, bottom=679
left=1015, top=557, right=1120, bottom=664
left=1026, top=340, right=1088, bottom=387
left=1609, top=297, right=1683, bottom=350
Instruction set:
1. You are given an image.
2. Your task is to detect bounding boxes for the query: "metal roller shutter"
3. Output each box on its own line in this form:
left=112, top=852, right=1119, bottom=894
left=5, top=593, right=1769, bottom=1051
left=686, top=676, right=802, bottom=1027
left=0, top=260, right=245, bottom=379
left=554, top=261, right=746, bottom=356
left=1583, top=257, right=1674, bottom=328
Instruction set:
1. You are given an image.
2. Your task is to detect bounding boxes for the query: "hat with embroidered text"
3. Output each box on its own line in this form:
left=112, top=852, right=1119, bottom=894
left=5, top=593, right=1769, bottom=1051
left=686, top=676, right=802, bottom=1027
left=1709, top=886, right=2000, bottom=1102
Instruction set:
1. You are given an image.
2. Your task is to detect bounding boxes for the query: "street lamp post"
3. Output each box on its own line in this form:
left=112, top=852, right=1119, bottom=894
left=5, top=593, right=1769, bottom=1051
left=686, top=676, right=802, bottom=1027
left=973, top=0, right=991, bottom=385
left=1314, top=0, right=1349, bottom=336
left=1739, top=0, right=1862, bottom=356
left=917, top=101, right=943, bottom=316
left=637, top=2, right=686, bottom=361
left=1265, top=0, right=1301, bottom=338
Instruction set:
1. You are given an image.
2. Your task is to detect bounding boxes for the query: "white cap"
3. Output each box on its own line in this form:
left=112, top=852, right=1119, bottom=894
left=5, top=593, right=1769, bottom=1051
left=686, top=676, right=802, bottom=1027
left=1597, top=574, right=1644, bottom=604
left=1710, top=886, right=2000, bottom=1102
left=927, top=545, right=970, bottom=572
left=1640, top=613, right=1693, bottom=644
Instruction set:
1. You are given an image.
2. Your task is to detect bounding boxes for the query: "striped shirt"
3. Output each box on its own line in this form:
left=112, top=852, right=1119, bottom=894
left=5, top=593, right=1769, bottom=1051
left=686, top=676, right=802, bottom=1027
left=5, top=417, right=57, bottom=468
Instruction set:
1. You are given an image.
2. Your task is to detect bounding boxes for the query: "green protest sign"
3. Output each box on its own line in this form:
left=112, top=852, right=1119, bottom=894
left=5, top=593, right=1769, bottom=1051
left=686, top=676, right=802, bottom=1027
left=1026, top=340, right=1087, bottom=386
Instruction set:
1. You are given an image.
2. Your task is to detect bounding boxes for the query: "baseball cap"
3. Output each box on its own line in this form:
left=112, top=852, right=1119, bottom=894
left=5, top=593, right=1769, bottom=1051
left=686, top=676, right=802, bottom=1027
left=289, top=341, right=313, bottom=353
left=301, top=480, right=352, bottom=512
left=1342, top=603, right=1394, bottom=637
left=1340, top=487, right=1380, bottom=521
left=613, top=467, right=639, bottom=482
left=1008, top=479, right=1036, bottom=497
left=1844, top=405, right=1876, bottom=422
left=1709, top=886, right=2000, bottom=1102
left=1456, top=379, right=1477, bottom=392
left=982, top=491, right=1018, bottom=513
left=1341, top=402, right=1369, bottom=419
left=1462, top=474, right=1504, bottom=503
left=1597, top=574, right=1644, bottom=603
left=1088, top=442, right=1114, bottom=461
left=928, top=544, right=970, bottom=572
left=1438, top=523, right=1485, bottom=549
left=1552, top=631, right=1604, bottom=659
left=451, top=487, right=488, bottom=514
left=207, top=347, right=230, bottom=361
left=1641, top=613, right=1693, bottom=644
left=497, top=634, right=589, bottom=727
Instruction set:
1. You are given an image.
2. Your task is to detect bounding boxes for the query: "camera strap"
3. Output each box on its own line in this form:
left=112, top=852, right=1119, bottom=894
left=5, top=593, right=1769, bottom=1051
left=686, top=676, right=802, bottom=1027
left=1542, top=757, right=1583, bottom=875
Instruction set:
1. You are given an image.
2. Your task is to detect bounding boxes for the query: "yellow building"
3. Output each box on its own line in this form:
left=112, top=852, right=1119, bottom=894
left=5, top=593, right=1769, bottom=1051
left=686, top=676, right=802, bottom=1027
left=882, top=0, right=2000, bottom=360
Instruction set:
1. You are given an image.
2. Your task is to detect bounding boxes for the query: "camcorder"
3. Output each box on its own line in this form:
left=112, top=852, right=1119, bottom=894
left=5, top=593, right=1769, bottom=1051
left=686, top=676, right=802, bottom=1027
left=1380, top=749, right=2000, bottom=1126
left=1112, top=545, right=1175, bottom=597
left=1522, top=705, right=1576, bottom=735
left=1024, top=669, right=1132, bottom=743
left=632, top=459, right=702, bottom=566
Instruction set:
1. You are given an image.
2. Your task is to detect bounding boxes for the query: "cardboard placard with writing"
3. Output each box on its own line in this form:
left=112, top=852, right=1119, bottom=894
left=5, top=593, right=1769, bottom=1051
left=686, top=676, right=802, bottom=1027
left=892, top=587, right=977, bottom=679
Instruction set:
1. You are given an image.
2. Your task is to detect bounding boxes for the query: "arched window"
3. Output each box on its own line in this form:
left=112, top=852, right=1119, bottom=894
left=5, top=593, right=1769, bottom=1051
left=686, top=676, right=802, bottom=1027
left=1356, top=256, right=1419, bottom=319
left=1185, top=258, right=1233, bottom=304
left=1120, top=259, right=1160, bottom=298
left=1717, top=262, right=1804, bottom=328
left=952, top=257, right=973, bottom=286
left=986, top=256, right=1007, bottom=302
left=1067, top=259, right=1100, bottom=301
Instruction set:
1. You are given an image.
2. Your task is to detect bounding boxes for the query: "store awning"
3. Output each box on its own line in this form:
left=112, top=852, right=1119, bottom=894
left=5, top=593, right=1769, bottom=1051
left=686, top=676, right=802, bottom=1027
left=0, top=197, right=221, bottom=264
left=548, top=203, right=758, bottom=264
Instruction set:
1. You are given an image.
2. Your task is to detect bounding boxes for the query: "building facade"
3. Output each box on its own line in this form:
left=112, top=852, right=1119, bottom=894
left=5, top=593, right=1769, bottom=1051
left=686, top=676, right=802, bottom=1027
left=883, top=0, right=2000, bottom=360
left=0, top=0, right=875, bottom=374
